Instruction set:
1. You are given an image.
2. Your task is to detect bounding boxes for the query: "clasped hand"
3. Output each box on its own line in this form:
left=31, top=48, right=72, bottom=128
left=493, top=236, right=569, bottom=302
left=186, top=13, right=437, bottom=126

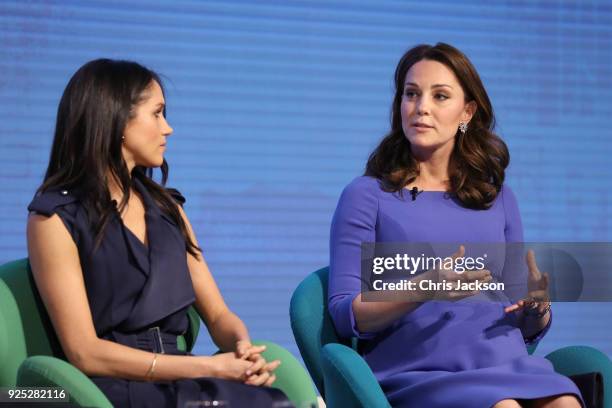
left=211, top=340, right=280, bottom=386
left=235, top=340, right=280, bottom=386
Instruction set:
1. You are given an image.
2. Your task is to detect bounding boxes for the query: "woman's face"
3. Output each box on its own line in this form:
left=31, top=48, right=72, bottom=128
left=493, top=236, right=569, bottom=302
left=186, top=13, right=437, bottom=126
left=122, top=80, right=173, bottom=170
left=401, top=59, right=475, bottom=158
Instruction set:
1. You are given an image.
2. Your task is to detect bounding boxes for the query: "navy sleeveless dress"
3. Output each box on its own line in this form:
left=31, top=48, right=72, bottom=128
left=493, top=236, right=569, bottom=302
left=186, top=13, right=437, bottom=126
left=28, top=178, right=290, bottom=408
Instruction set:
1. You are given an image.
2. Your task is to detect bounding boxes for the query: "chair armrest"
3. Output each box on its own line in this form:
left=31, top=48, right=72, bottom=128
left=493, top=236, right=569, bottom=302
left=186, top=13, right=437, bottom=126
left=184, top=306, right=201, bottom=352
left=545, top=345, right=612, bottom=408
left=17, top=355, right=112, bottom=408
left=251, top=340, right=318, bottom=408
left=320, top=343, right=390, bottom=408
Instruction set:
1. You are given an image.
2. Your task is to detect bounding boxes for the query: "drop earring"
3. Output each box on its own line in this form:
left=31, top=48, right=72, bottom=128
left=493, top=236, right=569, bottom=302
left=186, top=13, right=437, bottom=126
left=459, top=122, right=468, bottom=135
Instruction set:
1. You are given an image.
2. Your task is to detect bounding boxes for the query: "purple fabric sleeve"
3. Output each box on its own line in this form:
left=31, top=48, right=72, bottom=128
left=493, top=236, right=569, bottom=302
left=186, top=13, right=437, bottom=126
left=501, top=185, right=528, bottom=304
left=328, top=177, right=379, bottom=339
left=523, top=309, right=553, bottom=345
left=501, top=186, right=552, bottom=344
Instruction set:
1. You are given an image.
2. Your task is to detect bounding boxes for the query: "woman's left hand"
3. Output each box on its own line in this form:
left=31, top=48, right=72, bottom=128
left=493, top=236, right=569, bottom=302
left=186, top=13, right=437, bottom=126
left=235, top=340, right=280, bottom=386
left=235, top=340, right=266, bottom=361
left=244, top=356, right=281, bottom=386
left=504, top=249, right=550, bottom=315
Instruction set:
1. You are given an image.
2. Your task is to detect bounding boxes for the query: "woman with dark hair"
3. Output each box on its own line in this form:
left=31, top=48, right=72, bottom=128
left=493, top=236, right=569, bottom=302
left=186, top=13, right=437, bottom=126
left=328, top=44, right=583, bottom=407
left=27, top=59, right=289, bottom=407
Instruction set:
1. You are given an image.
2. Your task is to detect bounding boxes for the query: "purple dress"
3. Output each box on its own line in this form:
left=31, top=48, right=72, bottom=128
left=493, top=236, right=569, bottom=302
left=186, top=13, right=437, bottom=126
left=328, top=176, right=583, bottom=408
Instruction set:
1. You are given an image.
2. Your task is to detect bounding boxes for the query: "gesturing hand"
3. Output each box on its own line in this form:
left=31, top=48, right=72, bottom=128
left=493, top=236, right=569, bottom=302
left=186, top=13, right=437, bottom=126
left=504, top=250, right=550, bottom=315
left=420, top=245, right=492, bottom=301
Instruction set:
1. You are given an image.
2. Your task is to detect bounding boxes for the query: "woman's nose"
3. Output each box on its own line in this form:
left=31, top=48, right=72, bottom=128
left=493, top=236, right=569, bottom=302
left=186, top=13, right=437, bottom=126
left=416, top=97, right=431, bottom=115
left=162, top=118, right=173, bottom=136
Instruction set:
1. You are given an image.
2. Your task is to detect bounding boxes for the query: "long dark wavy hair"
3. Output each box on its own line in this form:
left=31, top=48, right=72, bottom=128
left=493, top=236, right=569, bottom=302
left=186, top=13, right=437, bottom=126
left=38, top=58, right=201, bottom=257
left=365, top=43, right=509, bottom=209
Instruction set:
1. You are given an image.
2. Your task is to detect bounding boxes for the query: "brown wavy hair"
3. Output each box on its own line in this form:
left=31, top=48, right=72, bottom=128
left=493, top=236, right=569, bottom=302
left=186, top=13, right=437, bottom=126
left=365, top=43, right=509, bottom=209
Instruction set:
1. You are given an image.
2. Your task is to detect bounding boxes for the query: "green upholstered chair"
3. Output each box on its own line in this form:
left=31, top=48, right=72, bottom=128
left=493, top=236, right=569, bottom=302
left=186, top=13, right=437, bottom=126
left=0, top=258, right=318, bottom=407
left=290, top=267, right=611, bottom=408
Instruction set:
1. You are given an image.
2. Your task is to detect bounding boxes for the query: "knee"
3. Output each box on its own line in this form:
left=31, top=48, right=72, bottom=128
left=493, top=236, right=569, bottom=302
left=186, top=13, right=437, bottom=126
left=553, top=395, right=581, bottom=408
left=533, top=394, right=581, bottom=408
left=493, top=399, right=523, bottom=408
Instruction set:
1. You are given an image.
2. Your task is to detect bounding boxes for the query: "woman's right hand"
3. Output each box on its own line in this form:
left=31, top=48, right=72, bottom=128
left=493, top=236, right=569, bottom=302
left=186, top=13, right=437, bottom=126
left=206, top=352, right=252, bottom=382
left=206, top=352, right=279, bottom=386
left=417, top=245, right=493, bottom=301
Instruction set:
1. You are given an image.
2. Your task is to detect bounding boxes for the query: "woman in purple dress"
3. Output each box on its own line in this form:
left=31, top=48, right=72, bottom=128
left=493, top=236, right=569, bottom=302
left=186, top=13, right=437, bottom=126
left=27, top=59, right=289, bottom=407
left=328, top=43, right=583, bottom=407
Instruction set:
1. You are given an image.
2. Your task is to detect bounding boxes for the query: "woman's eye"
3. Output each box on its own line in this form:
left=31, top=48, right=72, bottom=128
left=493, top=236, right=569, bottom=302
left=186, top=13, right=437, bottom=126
left=404, top=90, right=417, bottom=98
left=435, top=94, right=449, bottom=101
left=154, top=111, right=163, bottom=117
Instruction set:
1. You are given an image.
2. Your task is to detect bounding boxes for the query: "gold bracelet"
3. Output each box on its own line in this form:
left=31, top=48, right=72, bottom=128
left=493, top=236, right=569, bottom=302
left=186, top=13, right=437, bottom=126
left=146, top=353, right=158, bottom=381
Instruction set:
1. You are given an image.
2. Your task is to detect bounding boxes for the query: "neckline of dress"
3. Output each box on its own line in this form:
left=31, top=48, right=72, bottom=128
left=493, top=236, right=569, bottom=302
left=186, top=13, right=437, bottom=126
left=116, top=178, right=154, bottom=250
left=402, top=189, right=448, bottom=193
left=123, top=224, right=149, bottom=250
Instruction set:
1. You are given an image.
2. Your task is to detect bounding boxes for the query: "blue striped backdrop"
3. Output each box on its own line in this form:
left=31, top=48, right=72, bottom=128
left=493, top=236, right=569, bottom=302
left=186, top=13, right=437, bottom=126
left=1, top=1, right=610, bottom=358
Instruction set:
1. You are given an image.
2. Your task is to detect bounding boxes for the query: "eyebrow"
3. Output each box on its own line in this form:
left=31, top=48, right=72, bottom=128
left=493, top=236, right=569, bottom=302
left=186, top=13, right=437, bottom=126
left=404, top=82, right=453, bottom=89
left=155, top=102, right=165, bottom=108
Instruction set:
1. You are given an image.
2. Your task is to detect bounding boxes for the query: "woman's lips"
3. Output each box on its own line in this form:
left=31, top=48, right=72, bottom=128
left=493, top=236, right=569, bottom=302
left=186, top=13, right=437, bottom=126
left=412, top=124, right=433, bottom=132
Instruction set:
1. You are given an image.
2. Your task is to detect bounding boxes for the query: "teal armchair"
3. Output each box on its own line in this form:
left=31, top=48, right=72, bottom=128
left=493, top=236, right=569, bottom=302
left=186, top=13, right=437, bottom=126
left=290, top=267, right=611, bottom=408
left=0, top=258, right=318, bottom=407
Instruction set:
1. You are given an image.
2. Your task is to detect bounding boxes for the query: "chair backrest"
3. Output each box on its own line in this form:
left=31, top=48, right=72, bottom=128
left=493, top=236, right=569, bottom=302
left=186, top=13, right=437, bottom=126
left=290, top=267, right=351, bottom=398
left=0, top=258, right=201, bottom=387
left=0, top=258, right=63, bottom=386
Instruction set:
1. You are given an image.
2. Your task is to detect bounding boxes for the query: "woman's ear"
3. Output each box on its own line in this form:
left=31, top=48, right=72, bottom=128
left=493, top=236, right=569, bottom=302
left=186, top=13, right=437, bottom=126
left=463, top=101, right=477, bottom=123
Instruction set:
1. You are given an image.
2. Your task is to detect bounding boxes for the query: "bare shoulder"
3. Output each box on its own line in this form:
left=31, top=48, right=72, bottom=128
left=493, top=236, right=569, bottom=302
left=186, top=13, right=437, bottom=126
left=27, top=212, right=80, bottom=280
left=174, top=203, right=193, bottom=229
left=27, top=212, right=74, bottom=245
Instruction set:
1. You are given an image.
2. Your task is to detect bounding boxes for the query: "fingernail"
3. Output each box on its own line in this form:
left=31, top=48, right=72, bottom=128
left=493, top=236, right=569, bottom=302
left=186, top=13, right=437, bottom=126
left=246, top=370, right=251, bottom=375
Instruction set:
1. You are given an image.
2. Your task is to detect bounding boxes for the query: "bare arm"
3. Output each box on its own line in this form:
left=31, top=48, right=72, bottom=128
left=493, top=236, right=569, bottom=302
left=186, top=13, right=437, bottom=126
left=176, top=206, right=279, bottom=386
left=27, top=213, right=246, bottom=381
left=176, top=206, right=250, bottom=353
